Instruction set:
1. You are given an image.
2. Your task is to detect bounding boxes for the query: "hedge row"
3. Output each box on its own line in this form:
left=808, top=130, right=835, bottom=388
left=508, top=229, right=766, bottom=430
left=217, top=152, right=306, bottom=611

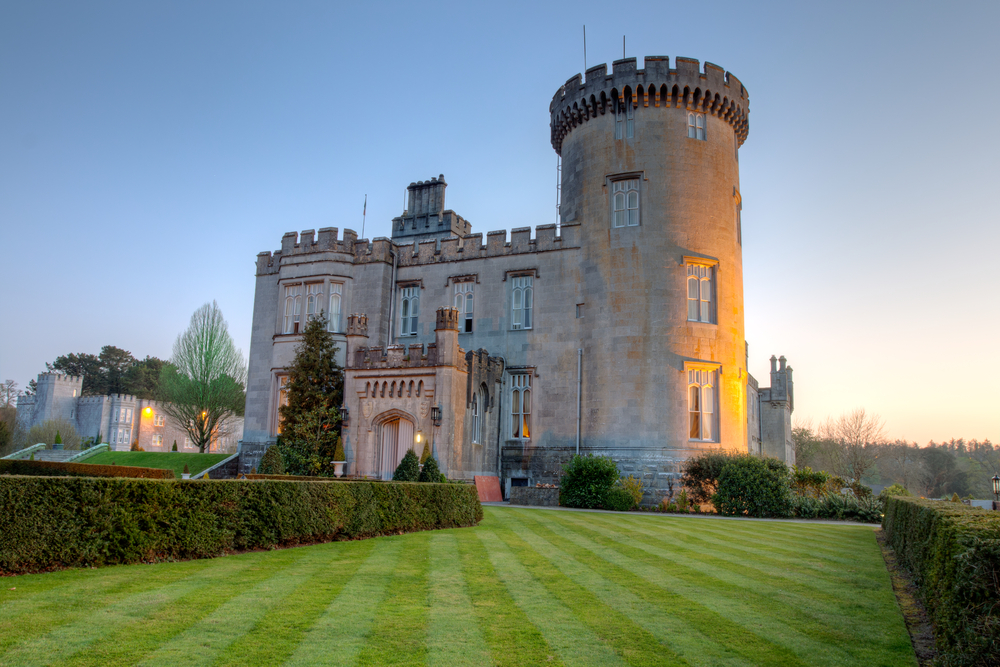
left=883, top=496, right=1000, bottom=664
left=0, top=476, right=484, bottom=574
left=0, top=459, right=174, bottom=480
left=245, top=473, right=382, bottom=482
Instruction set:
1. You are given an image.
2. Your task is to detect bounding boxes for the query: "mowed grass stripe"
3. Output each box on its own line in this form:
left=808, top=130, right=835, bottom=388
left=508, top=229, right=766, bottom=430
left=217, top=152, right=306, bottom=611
left=547, top=510, right=910, bottom=667
left=135, top=547, right=334, bottom=667
left=454, top=526, right=564, bottom=666
left=284, top=536, right=404, bottom=666
left=568, top=512, right=897, bottom=642
left=497, top=511, right=755, bottom=667
left=489, top=518, right=692, bottom=666
left=425, top=532, right=493, bottom=667
left=356, top=532, right=431, bottom=666
left=477, top=530, right=627, bottom=667
left=212, top=540, right=376, bottom=667
left=0, top=553, right=265, bottom=667
left=0, top=561, right=213, bottom=656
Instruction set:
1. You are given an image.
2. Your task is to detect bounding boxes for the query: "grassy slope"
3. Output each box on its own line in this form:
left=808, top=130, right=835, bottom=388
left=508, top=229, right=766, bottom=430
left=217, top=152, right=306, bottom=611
left=0, top=508, right=915, bottom=667
left=80, top=451, right=229, bottom=478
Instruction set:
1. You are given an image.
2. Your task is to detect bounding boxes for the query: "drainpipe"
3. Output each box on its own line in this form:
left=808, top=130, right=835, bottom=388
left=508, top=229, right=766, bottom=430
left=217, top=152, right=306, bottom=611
left=495, top=356, right=506, bottom=485
left=386, top=246, right=397, bottom=345
left=576, top=348, right=582, bottom=455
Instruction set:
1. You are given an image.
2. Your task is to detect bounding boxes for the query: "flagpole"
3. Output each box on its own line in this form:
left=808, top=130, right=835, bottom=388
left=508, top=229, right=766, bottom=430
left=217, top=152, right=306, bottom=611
left=361, top=194, right=367, bottom=240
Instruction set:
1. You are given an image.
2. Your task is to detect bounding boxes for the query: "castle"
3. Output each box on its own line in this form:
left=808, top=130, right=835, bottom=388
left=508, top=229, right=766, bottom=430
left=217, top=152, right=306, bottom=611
left=17, top=372, right=242, bottom=453
left=243, top=56, right=794, bottom=501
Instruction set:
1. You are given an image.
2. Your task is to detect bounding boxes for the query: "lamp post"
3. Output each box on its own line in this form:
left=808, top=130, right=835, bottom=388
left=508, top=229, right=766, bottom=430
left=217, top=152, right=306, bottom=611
left=992, top=475, right=999, bottom=505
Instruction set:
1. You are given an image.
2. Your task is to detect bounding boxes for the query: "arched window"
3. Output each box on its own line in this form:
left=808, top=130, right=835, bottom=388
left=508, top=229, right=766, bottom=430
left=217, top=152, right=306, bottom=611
left=390, top=381, right=396, bottom=398
left=688, top=112, right=706, bottom=141
left=328, top=283, right=343, bottom=332
left=381, top=382, right=387, bottom=398
left=283, top=285, right=303, bottom=333
left=364, top=381, right=370, bottom=397
left=416, top=380, right=423, bottom=397
left=454, top=282, right=474, bottom=332
left=686, top=264, right=714, bottom=323
left=400, top=286, right=419, bottom=336
left=305, top=283, right=323, bottom=323
left=510, top=374, right=531, bottom=439
left=615, top=91, right=634, bottom=140
left=688, top=368, right=717, bottom=441
left=471, top=392, right=480, bottom=444
left=511, top=276, right=533, bottom=330
left=408, top=381, right=414, bottom=397
left=612, top=179, right=640, bottom=228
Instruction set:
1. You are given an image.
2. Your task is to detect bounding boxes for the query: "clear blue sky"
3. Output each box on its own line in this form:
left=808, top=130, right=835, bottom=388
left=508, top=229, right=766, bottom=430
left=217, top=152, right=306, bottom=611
left=2, top=0, right=997, bottom=444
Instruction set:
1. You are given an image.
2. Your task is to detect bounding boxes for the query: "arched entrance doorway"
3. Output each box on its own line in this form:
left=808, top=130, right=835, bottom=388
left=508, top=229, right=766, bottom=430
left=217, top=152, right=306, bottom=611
left=375, top=413, right=415, bottom=480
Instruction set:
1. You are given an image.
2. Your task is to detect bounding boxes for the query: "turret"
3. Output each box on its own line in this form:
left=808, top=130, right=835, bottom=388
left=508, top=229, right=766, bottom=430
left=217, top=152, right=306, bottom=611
left=391, top=175, right=472, bottom=243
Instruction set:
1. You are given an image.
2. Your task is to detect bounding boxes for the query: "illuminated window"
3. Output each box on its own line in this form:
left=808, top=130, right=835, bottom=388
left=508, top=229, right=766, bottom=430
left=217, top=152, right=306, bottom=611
left=283, top=285, right=303, bottom=334
left=275, top=375, right=289, bottom=435
left=615, top=92, right=634, bottom=140
left=305, top=283, right=323, bottom=323
left=510, top=373, right=531, bottom=439
left=688, top=112, right=706, bottom=141
left=328, top=283, right=343, bottom=333
left=151, top=434, right=163, bottom=448
left=612, top=179, right=640, bottom=228
left=511, top=276, right=533, bottom=330
left=153, top=414, right=165, bottom=427
left=184, top=436, right=193, bottom=449
left=400, top=286, right=419, bottom=336
left=454, top=282, right=474, bottom=333
left=687, top=264, right=714, bottom=323
left=736, top=202, right=742, bottom=246
left=688, top=368, right=717, bottom=442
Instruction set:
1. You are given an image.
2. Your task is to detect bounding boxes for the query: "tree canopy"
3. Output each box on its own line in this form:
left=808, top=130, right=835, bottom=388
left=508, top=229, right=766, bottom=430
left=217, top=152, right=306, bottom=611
left=159, top=301, right=247, bottom=453
left=30, top=347, right=167, bottom=399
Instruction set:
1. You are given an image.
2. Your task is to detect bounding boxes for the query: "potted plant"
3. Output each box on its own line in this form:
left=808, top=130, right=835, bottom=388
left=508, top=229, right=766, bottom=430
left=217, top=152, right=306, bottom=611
left=332, top=437, right=346, bottom=478
left=182, top=464, right=191, bottom=480
left=52, top=431, right=63, bottom=450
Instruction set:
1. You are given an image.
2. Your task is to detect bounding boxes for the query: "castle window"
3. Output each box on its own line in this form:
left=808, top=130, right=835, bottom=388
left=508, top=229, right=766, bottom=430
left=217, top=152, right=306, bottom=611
left=153, top=414, right=165, bottom=427
left=305, top=283, right=323, bottom=324
left=687, top=263, right=714, bottom=324
left=688, top=113, right=706, bottom=141
left=612, top=179, right=640, bottom=228
left=511, top=276, right=533, bottom=330
left=274, top=375, right=289, bottom=435
left=283, top=285, right=303, bottom=334
left=615, top=92, right=634, bottom=140
left=471, top=391, right=481, bottom=444
left=400, top=286, right=420, bottom=336
left=152, top=434, right=163, bottom=448
left=510, top=373, right=531, bottom=439
left=736, top=203, right=742, bottom=246
left=328, top=283, right=343, bottom=333
left=454, top=282, right=474, bottom=333
left=688, top=368, right=717, bottom=442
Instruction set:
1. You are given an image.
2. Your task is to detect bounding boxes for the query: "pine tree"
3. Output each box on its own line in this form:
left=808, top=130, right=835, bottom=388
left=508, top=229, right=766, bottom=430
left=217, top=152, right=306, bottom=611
left=171, top=440, right=178, bottom=451
left=54, top=431, right=62, bottom=445
left=258, top=445, right=286, bottom=475
left=393, top=449, right=420, bottom=482
left=279, top=312, right=344, bottom=476
left=418, top=454, right=443, bottom=483
left=419, top=442, right=431, bottom=464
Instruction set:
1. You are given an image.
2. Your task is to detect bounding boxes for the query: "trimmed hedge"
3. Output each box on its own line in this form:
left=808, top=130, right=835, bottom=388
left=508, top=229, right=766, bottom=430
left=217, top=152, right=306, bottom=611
left=883, top=496, right=1000, bottom=664
left=0, top=476, right=484, bottom=574
left=0, top=459, right=174, bottom=480
left=246, top=473, right=383, bottom=482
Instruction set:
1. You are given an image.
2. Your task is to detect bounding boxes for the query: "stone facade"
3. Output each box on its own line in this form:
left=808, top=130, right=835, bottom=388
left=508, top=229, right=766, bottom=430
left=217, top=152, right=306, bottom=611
left=17, top=372, right=242, bottom=453
left=243, top=55, right=794, bottom=502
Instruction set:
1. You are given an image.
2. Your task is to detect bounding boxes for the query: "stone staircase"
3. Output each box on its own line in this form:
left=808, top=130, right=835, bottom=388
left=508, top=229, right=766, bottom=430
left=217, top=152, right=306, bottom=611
left=32, top=449, right=81, bottom=462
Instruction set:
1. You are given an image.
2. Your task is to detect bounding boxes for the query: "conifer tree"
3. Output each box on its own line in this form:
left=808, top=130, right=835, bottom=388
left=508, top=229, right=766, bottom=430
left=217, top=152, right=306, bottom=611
left=279, top=312, right=344, bottom=476
left=418, top=454, right=443, bottom=483
left=419, top=441, right=431, bottom=464
left=393, top=449, right=420, bottom=482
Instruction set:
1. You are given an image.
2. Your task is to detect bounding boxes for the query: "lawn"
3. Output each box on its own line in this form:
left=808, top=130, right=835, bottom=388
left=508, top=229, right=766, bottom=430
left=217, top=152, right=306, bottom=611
left=80, top=451, right=230, bottom=479
left=0, top=507, right=915, bottom=666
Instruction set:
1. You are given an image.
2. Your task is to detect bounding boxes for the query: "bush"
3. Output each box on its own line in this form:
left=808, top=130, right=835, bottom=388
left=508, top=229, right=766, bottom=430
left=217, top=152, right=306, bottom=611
left=0, top=459, right=174, bottom=480
left=879, top=483, right=911, bottom=501
left=711, top=455, right=792, bottom=518
left=789, top=491, right=882, bottom=523
left=559, top=455, right=619, bottom=509
left=27, top=419, right=80, bottom=450
left=0, top=476, right=483, bottom=574
left=333, top=437, right=345, bottom=462
left=171, top=440, right=178, bottom=452
left=419, top=442, right=431, bottom=464
left=603, top=487, right=635, bottom=511
left=418, top=456, right=443, bottom=483
left=617, top=474, right=644, bottom=507
left=883, top=497, right=1000, bottom=664
left=681, top=451, right=735, bottom=505
left=393, top=449, right=420, bottom=482
left=258, top=445, right=286, bottom=475
left=54, top=431, right=62, bottom=445
left=182, top=464, right=190, bottom=475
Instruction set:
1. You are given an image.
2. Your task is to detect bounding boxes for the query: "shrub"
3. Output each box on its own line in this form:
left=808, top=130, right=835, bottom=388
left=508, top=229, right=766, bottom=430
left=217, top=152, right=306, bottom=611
left=54, top=431, right=62, bottom=445
left=418, top=456, right=443, bottom=483
left=681, top=451, right=735, bottom=505
left=559, top=455, right=619, bottom=509
left=419, top=442, right=431, bottom=464
left=883, top=497, right=1000, bottom=664
left=603, top=487, right=635, bottom=511
left=790, top=466, right=831, bottom=498
left=393, top=449, right=420, bottom=482
left=789, top=491, right=881, bottom=523
left=258, top=445, right=286, bottom=475
left=171, top=440, right=178, bottom=452
left=183, top=464, right=190, bottom=475
left=677, top=488, right=690, bottom=512
left=711, top=455, right=792, bottom=518
left=0, top=476, right=483, bottom=574
left=0, top=459, right=173, bottom=480
left=879, top=483, right=911, bottom=501
left=333, top=438, right=346, bottom=462
left=617, top=474, right=644, bottom=507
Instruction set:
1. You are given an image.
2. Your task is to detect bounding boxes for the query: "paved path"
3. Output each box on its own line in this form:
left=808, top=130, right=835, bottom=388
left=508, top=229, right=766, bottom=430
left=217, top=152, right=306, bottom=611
left=483, top=501, right=878, bottom=527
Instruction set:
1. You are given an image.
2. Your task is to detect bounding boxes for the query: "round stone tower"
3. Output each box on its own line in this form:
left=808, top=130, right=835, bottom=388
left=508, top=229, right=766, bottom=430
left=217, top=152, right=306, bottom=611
left=550, top=56, right=750, bottom=459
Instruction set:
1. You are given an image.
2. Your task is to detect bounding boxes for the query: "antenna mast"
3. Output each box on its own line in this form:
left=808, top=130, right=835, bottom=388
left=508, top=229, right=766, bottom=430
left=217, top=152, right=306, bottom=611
left=583, top=25, right=587, bottom=71
left=361, top=194, right=367, bottom=240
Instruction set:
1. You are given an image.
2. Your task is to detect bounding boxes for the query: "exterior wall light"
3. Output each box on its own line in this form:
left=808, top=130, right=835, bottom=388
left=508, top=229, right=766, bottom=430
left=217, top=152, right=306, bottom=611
left=992, top=475, right=999, bottom=502
left=341, top=406, right=349, bottom=425
left=431, top=406, right=442, bottom=426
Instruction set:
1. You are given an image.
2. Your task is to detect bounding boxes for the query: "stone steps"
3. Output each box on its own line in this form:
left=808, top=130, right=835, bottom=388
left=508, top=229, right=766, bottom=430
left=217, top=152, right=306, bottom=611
left=32, top=450, right=80, bottom=462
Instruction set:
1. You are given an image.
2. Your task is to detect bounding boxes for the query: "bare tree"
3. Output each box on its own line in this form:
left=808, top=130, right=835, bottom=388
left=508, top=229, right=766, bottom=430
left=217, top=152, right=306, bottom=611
left=159, top=302, right=247, bottom=453
left=968, top=440, right=1000, bottom=476
left=824, top=408, right=886, bottom=484
left=1, top=379, right=20, bottom=408
left=879, top=439, right=924, bottom=492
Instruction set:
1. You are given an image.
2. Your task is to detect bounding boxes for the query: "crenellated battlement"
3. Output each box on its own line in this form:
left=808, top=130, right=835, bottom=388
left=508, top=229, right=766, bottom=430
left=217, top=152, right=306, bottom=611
left=36, top=372, right=83, bottom=385
left=257, top=221, right=580, bottom=275
left=549, top=55, right=750, bottom=155
left=353, top=343, right=441, bottom=370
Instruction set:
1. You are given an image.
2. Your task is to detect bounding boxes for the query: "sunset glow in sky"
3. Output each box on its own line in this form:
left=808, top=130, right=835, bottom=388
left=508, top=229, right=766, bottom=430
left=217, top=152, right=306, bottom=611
left=1, top=0, right=997, bottom=444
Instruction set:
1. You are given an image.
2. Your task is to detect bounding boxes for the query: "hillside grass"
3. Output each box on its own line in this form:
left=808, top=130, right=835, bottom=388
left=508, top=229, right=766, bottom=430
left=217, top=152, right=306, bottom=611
left=0, top=507, right=915, bottom=666
left=80, top=451, right=229, bottom=479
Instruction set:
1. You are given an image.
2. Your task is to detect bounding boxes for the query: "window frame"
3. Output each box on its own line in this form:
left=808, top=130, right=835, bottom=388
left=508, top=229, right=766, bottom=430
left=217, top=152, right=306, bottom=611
left=399, top=285, right=420, bottom=336
left=454, top=281, right=474, bottom=333
left=328, top=282, right=343, bottom=333
left=683, top=257, right=718, bottom=325
left=611, top=178, right=641, bottom=228
left=686, top=365, right=720, bottom=443
left=510, top=276, right=533, bottom=331
left=615, top=91, right=635, bottom=140
left=282, top=284, right=304, bottom=334
left=688, top=112, right=707, bottom=141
